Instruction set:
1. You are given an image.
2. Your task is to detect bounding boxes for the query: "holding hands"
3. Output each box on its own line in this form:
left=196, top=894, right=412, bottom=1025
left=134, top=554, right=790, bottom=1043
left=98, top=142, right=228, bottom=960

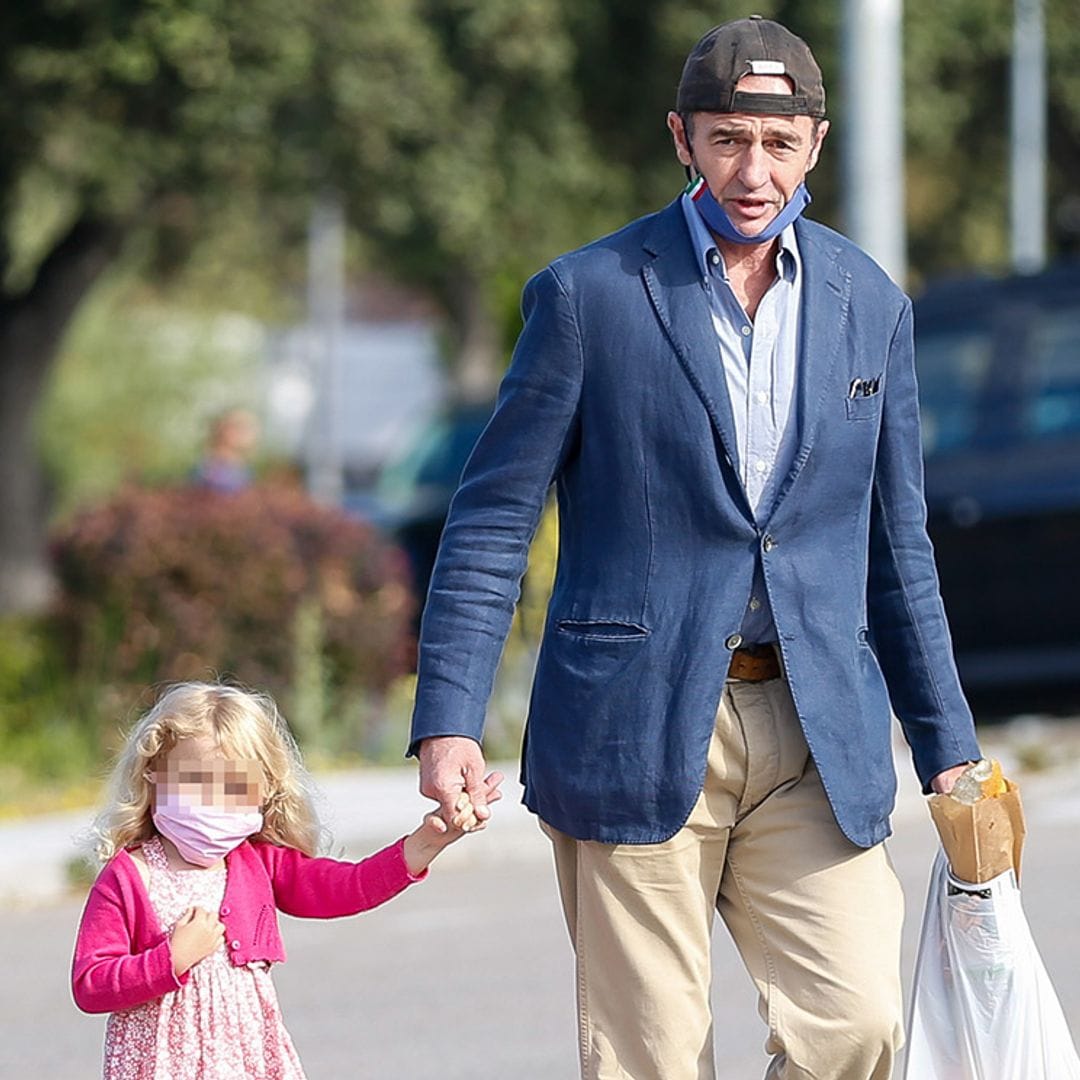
left=405, top=736, right=504, bottom=876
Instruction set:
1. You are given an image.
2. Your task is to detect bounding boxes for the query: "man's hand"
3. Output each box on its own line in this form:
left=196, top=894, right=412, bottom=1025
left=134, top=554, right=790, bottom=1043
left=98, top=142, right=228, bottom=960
left=418, top=735, right=503, bottom=830
left=929, top=762, right=973, bottom=795
left=402, top=775, right=504, bottom=875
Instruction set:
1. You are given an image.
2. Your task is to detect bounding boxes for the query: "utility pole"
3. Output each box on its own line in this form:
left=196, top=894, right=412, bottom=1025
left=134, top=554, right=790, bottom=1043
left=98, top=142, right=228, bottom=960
left=1010, top=0, right=1047, bottom=273
left=306, top=192, right=346, bottom=505
left=841, top=0, right=907, bottom=286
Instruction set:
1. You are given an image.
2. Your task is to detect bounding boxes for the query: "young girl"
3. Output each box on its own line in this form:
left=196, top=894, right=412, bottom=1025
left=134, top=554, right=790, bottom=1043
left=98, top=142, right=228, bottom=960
left=71, top=681, right=501, bottom=1079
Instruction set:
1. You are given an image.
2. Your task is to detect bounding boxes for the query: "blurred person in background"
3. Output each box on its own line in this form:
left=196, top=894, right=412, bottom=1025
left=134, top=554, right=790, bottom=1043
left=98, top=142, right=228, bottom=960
left=409, top=16, right=981, bottom=1080
left=192, top=408, right=259, bottom=494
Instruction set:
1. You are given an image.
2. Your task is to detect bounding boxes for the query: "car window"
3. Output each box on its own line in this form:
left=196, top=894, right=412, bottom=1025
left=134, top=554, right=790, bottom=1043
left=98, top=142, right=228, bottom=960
left=1025, top=304, right=1080, bottom=441
left=375, top=409, right=492, bottom=503
left=915, top=322, right=996, bottom=457
left=377, top=419, right=453, bottom=504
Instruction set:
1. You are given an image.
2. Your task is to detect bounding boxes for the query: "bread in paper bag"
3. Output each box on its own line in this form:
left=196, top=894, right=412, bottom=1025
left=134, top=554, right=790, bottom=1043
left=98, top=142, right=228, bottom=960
left=927, top=759, right=1026, bottom=884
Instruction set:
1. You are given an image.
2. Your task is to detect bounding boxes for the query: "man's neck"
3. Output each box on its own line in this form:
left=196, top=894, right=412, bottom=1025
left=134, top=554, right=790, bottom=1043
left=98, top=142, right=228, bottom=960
left=714, top=235, right=781, bottom=320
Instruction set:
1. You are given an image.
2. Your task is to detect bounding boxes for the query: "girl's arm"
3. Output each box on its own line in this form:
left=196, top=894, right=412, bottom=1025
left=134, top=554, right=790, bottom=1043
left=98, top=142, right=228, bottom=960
left=258, top=836, right=427, bottom=919
left=71, top=871, right=186, bottom=1014
left=260, top=775, right=504, bottom=918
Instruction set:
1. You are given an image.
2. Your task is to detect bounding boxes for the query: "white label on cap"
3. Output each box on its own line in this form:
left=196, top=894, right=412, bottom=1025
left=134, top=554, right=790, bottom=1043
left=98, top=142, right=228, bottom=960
left=748, top=60, right=786, bottom=75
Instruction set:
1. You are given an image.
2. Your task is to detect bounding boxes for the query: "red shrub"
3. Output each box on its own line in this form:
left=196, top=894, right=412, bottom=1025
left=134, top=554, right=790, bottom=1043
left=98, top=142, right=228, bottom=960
left=51, top=483, right=416, bottom=702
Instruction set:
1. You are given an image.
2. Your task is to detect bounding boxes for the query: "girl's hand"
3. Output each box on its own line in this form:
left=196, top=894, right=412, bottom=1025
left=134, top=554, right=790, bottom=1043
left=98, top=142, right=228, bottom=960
left=170, top=906, right=225, bottom=976
left=404, top=772, right=505, bottom=875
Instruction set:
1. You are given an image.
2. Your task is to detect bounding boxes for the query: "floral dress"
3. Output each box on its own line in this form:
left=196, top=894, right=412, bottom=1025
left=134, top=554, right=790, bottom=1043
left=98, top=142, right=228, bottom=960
left=102, top=835, right=306, bottom=1080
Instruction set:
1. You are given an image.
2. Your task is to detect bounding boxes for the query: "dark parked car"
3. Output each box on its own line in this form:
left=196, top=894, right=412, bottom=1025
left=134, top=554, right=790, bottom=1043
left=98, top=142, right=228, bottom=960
left=914, top=261, right=1080, bottom=711
left=346, top=402, right=495, bottom=618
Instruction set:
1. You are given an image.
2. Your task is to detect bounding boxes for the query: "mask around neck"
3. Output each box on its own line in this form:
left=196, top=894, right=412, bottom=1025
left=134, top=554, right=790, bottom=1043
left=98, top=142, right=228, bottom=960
left=153, top=795, right=263, bottom=867
left=685, top=175, right=811, bottom=245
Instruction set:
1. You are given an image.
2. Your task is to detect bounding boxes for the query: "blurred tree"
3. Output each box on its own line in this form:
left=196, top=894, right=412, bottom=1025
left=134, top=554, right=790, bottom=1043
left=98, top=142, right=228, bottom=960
left=317, top=0, right=615, bottom=399
left=0, top=0, right=616, bottom=613
left=903, top=0, right=1080, bottom=279
left=0, top=1, right=321, bottom=612
left=330, top=1, right=840, bottom=389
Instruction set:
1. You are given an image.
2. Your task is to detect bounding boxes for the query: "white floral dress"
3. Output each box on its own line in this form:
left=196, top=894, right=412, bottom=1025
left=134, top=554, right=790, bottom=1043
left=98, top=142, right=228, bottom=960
left=102, top=835, right=306, bottom=1080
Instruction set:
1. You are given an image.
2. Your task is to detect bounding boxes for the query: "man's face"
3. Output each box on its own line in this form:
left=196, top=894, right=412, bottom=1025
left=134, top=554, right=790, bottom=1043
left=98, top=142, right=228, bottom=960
left=667, top=74, right=829, bottom=238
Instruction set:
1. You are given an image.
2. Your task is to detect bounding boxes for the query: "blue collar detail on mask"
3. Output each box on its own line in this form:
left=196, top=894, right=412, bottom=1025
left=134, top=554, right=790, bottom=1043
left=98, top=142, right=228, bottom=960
left=685, top=176, right=811, bottom=245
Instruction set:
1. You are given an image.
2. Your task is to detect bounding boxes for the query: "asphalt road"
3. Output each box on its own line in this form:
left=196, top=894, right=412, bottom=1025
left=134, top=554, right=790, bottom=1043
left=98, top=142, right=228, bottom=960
left=3, top=748, right=1079, bottom=1079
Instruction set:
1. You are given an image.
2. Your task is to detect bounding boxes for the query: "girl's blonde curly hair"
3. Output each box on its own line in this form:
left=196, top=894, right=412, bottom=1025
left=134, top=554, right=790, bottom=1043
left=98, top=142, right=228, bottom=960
left=90, top=682, right=323, bottom=863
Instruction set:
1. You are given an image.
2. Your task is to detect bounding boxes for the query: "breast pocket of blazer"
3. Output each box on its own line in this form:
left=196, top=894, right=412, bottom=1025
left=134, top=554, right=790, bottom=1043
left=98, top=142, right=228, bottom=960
left=845, top=388, right=883, bottom=421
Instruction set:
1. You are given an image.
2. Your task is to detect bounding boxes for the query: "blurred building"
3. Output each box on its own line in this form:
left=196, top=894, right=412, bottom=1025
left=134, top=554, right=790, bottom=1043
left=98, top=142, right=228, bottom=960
left=262, top=276, right=447, bottom=489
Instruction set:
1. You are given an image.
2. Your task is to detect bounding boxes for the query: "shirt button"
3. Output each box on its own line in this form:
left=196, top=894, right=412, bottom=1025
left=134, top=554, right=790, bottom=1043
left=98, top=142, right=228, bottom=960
left=741, top=325, right=752, bottom=337
left=749, top=598, right=762, bottom=612
left=756, top=391, right=768, bottom=405
left=709, top=251, right=720, bottom=266
left=762, top=535, right=777, bottom=552
left=754, top=459, right=768, bottom=473
left=725, top=633, right=743, bottom=650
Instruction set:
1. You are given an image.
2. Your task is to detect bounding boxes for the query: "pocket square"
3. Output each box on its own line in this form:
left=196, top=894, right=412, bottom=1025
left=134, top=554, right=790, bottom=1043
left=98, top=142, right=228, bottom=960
left=848, top=376, right=881, bottom=399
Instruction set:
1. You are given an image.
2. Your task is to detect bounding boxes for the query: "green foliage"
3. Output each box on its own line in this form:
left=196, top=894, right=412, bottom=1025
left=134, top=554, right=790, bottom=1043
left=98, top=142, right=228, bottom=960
left=38, top=274, right=266, bottom=518
left=50, top=482, right=417, bottom=748
left=904, top=0, right=1014, bottom=275
left=0, top=614, right=103, bottom=812
left=6, top=1, right=1080, bottom=375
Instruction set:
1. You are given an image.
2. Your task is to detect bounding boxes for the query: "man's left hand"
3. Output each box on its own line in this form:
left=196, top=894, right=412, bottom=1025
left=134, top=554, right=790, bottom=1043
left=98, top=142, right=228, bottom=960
left=929, top=763, right=972, bottom=795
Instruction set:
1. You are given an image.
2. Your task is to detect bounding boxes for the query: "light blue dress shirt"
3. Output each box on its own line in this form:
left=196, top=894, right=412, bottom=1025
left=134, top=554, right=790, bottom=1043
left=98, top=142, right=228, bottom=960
left=680, top=193, right=803, bottom=644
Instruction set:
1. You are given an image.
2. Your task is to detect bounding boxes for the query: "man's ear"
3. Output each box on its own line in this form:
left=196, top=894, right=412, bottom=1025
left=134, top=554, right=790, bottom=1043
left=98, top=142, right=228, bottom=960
left=806, top=118, right=830, bottom=173
left=667, top=111, right=694, bottom=168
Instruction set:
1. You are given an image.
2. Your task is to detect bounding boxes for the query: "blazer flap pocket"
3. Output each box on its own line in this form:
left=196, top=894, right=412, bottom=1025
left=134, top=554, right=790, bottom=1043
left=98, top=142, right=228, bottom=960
left=555, top=619, right=650, bottom=641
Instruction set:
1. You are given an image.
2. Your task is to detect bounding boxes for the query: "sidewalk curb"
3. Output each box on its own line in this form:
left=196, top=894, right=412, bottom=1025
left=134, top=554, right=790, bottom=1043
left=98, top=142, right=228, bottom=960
left=3, top=744, right=1076, bottom=910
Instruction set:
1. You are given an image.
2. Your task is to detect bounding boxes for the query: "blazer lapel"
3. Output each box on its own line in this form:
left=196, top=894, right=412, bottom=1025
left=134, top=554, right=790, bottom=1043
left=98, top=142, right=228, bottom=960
left=770, top=221, right=853, bottom=511
left=640, top=202, right=742, bottom=477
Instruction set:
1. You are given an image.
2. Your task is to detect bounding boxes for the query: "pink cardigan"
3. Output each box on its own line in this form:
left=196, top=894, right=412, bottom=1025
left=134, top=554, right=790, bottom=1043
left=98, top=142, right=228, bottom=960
left=71, top=836, right=424, bottom=1014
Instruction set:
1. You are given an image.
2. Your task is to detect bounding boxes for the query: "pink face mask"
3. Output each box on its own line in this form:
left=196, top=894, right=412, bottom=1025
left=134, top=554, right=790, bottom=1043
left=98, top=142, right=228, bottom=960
left=153, top=795, right=263, bottom=867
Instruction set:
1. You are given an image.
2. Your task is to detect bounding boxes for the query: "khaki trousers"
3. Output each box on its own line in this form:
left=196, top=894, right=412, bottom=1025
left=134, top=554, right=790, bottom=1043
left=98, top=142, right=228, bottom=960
left=545, top=675, right=905, bottom=1080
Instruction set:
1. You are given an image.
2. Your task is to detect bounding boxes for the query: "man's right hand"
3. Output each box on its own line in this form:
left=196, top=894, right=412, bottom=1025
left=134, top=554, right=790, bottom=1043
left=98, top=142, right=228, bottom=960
left=418, top=735, right=502, bottom=831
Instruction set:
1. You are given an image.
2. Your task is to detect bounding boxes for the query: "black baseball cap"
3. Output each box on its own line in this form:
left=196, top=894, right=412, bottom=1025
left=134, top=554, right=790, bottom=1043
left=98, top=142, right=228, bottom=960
left=676, top=15, right=826, bottom=119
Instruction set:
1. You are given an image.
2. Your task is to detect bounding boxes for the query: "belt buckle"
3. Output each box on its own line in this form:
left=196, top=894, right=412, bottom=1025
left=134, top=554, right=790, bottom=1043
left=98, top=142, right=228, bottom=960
left=729, top=645, right=780, bottom=683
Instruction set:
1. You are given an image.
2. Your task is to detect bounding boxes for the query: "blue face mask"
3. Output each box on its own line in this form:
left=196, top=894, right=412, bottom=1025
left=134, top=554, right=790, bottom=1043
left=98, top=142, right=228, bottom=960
left=685, top=175, right=811, bottom=245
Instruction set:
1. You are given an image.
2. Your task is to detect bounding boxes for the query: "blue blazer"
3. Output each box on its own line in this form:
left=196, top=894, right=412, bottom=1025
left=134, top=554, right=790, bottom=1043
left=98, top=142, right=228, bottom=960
left=410, top=201, right=980, bottom=848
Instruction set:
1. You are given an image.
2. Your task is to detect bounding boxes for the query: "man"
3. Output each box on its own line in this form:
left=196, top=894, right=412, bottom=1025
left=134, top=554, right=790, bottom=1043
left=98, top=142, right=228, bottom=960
left=410, top=16, right=981, bottom=1080
left=192, top=407, right=259, bottom=494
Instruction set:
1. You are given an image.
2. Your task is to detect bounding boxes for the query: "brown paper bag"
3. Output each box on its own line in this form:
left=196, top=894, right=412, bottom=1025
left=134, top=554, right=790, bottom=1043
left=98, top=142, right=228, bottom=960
left=927, top=779, right=1026, bottom=884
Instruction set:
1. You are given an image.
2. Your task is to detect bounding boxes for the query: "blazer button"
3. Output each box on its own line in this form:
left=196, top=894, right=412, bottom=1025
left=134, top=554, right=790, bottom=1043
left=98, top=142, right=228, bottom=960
left=231, top=939, right=241, bottom=950
left=220, top=905, right=231, bottom=916
left=762, top=535, right=776, bottom=553
left=725, top=633, right=743, bottom=650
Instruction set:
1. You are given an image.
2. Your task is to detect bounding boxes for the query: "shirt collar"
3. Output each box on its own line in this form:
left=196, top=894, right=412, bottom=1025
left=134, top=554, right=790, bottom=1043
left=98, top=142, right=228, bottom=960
left=679, top=192, right=801, bottom=285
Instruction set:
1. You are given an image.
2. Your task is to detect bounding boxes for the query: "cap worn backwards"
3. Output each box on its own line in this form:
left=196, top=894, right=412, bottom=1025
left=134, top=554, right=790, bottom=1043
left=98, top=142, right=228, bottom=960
left=676, top=15, right=826, bottom=119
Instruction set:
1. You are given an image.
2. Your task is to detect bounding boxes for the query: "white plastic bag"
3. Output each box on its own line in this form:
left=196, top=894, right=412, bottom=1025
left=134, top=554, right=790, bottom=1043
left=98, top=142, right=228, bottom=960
left=905, top=849, right=1080, bottom=1080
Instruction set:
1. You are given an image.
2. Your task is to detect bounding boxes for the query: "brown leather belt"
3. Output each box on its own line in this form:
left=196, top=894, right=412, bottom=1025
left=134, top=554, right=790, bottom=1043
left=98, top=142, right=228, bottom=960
left=728, top=645, right=782, bottom=682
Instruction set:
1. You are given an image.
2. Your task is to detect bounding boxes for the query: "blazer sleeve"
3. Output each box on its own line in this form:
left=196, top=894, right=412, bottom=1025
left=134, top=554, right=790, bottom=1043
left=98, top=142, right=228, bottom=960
left=258, top=837, right=424, bottom=918
left=71, top=863, right=185, bottom=1014
left=408, top=264, right=584, bottom=752
left=867, top=298, right=981, bottom=788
